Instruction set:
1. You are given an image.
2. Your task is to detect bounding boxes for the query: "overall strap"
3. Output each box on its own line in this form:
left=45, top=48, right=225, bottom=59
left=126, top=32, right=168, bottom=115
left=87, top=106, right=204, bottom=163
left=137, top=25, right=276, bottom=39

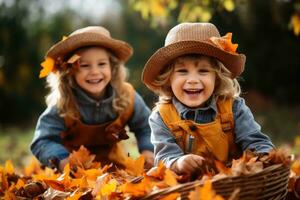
left=216, top=98, right=240, bottom=159
left=158, top=103, right=185, bottom=149
left=216, top=98, right=234, bottom=133
left=105, top=82, right=135, bottom=135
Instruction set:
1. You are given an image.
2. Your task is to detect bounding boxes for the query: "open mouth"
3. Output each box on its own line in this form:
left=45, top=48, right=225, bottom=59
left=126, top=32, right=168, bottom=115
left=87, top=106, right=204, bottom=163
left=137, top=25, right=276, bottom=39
left=183, top=89, right=203, bottom=95
left=86, top=79, right=102, bottom=84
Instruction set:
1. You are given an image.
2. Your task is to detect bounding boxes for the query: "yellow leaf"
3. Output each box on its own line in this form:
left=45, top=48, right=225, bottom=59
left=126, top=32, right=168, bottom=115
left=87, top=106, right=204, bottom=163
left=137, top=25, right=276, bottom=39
left=164, top=169, right=178, bottom=186
left=39, top=57, right=55, bottom=78
left=100, top=179, right=117, bottom=196
left=23, top=157, right=43, bottom=176
left=291, top=14, right=300, bottom=36
left=292, top=159, right=300, bottom=175
left=120, top=176, right=153, bottom=197
left=223, top=0, right=235, bottom=12
left=146, top=161, right=166, bottom=179
left=32, top=167, right=58, bottom=181
left=4, top=191, right=16, bottom=200
left=43, top=179, right=65, bottom=191
left=161, top=193, right=180, bottom=200
left=4, top=160, right=14, bottom=174
left=83, top=168, right=103, bottom=180
left=15, top=179, right=25, bottom=189
left=151, top=0, right=166, bottom=17
left=65, top=192, right=82, bottom=200
left=69, top=145, right=97, bottom=169
left=124, top=155, right=145, bottom=176
left=189, top=181, right=224, bottom=200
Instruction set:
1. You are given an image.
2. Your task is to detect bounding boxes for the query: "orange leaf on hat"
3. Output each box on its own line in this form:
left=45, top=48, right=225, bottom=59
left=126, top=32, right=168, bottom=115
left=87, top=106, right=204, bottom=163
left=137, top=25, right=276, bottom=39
left=210, top=32, right=238, bottom=55
left=39, top=57, right=55, bottom=78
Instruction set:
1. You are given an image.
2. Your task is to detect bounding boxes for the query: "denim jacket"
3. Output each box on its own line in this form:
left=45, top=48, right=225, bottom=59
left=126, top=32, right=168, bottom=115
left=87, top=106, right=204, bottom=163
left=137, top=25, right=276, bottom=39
left=31, top=85, right=153, bottom=167
left=149, top=97, right=275, bottom=167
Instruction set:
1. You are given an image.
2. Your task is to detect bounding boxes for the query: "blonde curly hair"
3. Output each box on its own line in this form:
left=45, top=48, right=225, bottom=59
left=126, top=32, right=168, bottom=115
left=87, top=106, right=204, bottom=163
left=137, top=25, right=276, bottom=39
left=152, top=54, right=241, bottom=105
left=45, top=47, right=130, bottom=119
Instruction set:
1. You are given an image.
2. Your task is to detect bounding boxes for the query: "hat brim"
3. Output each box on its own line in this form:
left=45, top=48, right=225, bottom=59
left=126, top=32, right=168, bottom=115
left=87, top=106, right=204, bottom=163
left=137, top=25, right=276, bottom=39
left=46, top=32, right=133, bottom=62
left=142, top=40, right=246, bottom=92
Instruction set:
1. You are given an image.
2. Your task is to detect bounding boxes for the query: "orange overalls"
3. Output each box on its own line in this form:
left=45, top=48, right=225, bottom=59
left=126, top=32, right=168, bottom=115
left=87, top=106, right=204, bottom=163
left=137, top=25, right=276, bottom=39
left=158, top=98, right=240, bottom=162
left=60, top=83, right=135, bottom=166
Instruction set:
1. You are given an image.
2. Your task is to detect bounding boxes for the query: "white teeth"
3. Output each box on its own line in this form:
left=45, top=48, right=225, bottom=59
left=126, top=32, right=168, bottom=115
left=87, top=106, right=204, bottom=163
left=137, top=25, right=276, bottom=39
left=87, top=79, right=101, bottom=83
left=184, top=89, right=202, bottom=92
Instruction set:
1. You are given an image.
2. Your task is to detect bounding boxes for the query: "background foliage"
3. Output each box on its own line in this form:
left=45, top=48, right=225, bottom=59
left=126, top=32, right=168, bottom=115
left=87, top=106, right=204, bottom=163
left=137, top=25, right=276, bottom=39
left=0, top=0, right=300, bottom=165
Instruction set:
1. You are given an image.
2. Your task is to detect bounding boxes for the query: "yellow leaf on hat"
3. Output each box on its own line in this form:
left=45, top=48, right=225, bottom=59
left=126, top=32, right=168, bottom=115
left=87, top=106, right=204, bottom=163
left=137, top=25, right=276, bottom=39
left=210, top=33, right=238, bottom=55
left=39, top=57, right=55, bottom=78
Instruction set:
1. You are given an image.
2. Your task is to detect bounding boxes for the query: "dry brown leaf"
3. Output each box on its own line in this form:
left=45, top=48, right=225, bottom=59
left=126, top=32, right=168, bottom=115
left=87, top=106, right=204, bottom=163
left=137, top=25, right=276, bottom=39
left=69, top=146, right=98, bottom=170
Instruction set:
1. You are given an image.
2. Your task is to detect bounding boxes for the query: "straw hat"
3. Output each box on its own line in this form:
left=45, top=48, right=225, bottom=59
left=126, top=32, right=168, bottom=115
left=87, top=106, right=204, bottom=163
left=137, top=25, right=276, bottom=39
left=46, top=26, right=133, bottom=63
left=142, top=22, right=246, bottom=92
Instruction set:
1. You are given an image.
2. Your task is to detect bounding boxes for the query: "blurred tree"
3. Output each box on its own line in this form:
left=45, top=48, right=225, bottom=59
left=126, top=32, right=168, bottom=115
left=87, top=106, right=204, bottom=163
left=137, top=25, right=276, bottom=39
left=0, top=0, right=299, bottom=129
left=0, top=0, right=82, bottom=127
left=129, top=0, right=300, bottom=104
left=130, top=0, right=300, bottom=36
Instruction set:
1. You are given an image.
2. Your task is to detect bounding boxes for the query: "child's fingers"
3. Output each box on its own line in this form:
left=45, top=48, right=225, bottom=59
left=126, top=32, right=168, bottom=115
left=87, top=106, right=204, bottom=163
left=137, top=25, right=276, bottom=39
left=193, top=156, right=204, bottom=168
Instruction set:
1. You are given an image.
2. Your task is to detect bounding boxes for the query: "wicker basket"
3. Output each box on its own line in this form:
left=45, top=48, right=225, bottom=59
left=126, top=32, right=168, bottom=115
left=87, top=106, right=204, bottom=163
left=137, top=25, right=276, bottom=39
left=141, top=164, right=290, bottom=200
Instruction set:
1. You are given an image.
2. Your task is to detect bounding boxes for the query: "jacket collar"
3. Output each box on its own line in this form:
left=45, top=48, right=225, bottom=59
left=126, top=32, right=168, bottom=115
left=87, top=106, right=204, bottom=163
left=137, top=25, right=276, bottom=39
left=172, top=97, right=217, bottom=119
left=73, top=84, right=115, bottom=106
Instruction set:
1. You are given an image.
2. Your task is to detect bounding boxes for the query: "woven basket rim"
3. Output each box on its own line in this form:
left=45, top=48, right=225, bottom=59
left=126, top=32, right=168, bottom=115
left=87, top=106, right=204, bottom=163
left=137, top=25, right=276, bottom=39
left=140, top=163, right=290, bottom=200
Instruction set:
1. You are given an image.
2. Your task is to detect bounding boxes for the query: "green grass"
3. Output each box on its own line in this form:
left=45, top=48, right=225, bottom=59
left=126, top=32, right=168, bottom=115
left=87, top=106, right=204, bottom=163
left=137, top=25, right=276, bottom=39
left=0, top=128, right=33, bottom=167
left=0, top=128, right=141, bottom=168
left=0, top=103, right=299, bottom=168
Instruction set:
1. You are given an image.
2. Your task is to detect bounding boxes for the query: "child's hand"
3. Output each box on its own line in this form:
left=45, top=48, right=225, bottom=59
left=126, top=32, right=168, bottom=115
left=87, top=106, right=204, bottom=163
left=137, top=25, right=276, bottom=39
left=141, top=150, right=154, bottom=170
left=172, top=154, right=204, bottom=175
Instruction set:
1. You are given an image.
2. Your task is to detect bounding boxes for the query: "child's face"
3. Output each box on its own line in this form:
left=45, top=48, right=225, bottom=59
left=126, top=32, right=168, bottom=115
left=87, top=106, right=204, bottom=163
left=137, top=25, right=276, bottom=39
left=73, top=47, right=111, bottom=100
left=170, top=57, right=216, bottom=108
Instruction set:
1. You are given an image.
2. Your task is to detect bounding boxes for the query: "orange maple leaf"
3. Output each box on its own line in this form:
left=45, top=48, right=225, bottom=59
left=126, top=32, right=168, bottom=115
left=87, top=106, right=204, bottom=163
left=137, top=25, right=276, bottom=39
left=4, top=160, right=14, bottom=174
left=163, top=169, right=178, bottom=186
left=15, top=179, right=25, bottom=190
left=146, top=161, right=166, bottom=179
left=100, top=179, right=117, bottom=196
left=32, top=167, right=58, bottom=181
left=292, top=159, right=300, bottom=175
left=65, top=192, right=83, bottom=200
left=161, top=193, right=180, bottom=200
left=69, top=146, right=98, bottom=170
left=124, top=155, right=145, bottom=176
left=4, top=190, right=16, bottom=200
left=210, top=33, right=238, bottom=55
left=43, top=179, right=65, bottom=191
left=215, top=160, right=231, bottom=175
left=39, top=57, right=55, bottom=78
left=23, top=157, right=43, bottom=176
left=189, top=181, right=224, bottom=200
left=120, top=176, right=154, bottom=197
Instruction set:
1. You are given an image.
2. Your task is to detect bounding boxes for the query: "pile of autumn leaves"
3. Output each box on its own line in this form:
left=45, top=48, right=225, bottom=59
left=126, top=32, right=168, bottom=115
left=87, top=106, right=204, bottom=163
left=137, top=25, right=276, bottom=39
left=0, top=146, right=297, bottom=200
